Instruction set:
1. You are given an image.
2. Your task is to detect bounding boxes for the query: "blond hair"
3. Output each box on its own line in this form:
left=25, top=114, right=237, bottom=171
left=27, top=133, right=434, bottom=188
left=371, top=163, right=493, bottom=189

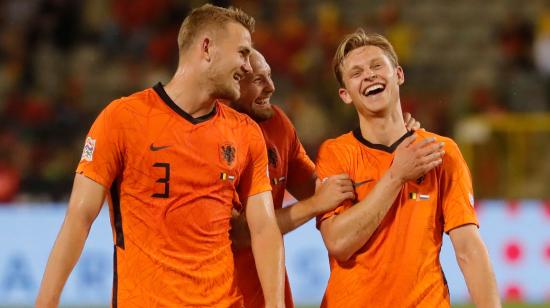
left=177, top=4, right=255, bottom=52
left=333, top=29, right=399, bottom=87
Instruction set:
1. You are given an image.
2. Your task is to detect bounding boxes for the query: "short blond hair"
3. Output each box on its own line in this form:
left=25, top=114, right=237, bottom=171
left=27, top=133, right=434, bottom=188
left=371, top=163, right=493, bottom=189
left=177, top=4, right=255, bottom=52
left=333, top=29, right=399, bottom=87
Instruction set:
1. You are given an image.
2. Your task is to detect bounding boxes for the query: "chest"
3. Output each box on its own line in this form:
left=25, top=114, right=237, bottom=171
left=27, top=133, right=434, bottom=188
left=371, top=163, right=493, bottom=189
left=351, top=152, right=442, bottom=228
left=123, top=120, right=248, bottom=199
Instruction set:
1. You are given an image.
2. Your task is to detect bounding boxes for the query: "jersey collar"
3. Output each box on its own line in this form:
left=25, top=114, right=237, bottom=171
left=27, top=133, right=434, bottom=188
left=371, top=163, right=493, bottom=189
left=352, top=128, right=413, bottom=153
left=153, top=82, right=217, bottom=125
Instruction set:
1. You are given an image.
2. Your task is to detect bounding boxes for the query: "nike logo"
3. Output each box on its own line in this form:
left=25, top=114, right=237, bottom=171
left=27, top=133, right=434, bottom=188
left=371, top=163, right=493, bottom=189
left=149, top=144, right=171, bottom=151
left=353, top=179, right=374, bottom=188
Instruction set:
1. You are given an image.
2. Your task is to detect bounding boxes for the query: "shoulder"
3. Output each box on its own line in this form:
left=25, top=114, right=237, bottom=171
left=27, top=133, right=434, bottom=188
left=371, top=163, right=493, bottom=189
left=270, top=105, right=291, bottom=124
left=318, top=132, right=357, bottom=158
left=416, top=130, right=461, bottom=154
left=417, top=130, right=467, bottom=171
left=218, top=103, right=264, bottom=142
left=101, top=88, right=155, bottom=119
left=262, top=104, right=297, bottom=136
left=218, top=103, right=259, bottom=128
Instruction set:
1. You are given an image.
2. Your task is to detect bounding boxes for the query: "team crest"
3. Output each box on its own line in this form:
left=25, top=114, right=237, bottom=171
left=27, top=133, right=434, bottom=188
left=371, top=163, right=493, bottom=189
left=268, top=146, right=279, bottom=168
left=81, top=137, right=96, bottom=162
left=220, top=143, right=236, bottom=167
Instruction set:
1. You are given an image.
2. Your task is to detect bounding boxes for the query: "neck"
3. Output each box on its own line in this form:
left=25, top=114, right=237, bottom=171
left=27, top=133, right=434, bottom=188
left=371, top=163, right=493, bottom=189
left=163, top=64, right=216, bottom=118
left=357, top=104, right=407, bottom=146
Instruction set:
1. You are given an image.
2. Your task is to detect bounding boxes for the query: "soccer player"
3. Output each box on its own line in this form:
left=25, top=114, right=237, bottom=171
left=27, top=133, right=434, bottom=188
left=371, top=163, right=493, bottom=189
left=316, top=29, right=500, bottom=307
left=228, top=49, right=426, bottom=308
left=35, top=5, right=285, bottom=308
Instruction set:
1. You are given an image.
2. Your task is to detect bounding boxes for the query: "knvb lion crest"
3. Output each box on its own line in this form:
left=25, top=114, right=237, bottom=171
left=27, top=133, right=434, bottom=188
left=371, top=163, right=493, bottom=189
left=267, top=146, right=279, bottom=168
left=220, top=143, right=236, bottom=167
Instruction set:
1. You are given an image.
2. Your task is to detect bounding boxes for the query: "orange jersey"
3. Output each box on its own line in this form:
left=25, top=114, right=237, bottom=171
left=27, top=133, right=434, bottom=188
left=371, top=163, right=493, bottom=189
left=77, top=83, right=272, bottom=307
left=316, top=129, right=478, bottom=308
left=234, top=105, right=315, bottom=308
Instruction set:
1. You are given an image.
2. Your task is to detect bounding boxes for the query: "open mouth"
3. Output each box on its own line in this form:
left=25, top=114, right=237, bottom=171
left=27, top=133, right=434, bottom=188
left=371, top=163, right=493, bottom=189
left=254, top=97, right=270, bottom=106
left=362, top=83, right=385, bottom=96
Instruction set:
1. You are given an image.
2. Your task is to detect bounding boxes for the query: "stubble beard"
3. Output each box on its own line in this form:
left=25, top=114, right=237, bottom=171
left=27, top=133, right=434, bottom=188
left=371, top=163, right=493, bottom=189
left=250, top=103, right=274, bottom=122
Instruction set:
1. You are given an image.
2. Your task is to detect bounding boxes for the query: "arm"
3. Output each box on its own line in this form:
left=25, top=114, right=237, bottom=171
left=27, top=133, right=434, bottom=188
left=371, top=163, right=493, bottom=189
left=449, top=225, right=501, bottom=308
left=231, top=173, right=354, bottom=246
left=276, top=174, right=354, bottom=234
left=36, top=174, right=106, bottom=308
left=246, top=191, right=285, bottom=308
left=320, top=135, right=444, bottom=262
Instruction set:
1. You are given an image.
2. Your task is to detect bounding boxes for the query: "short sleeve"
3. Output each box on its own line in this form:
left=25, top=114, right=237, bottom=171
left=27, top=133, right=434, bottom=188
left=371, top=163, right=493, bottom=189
left=237, top=121, right=272, bottom=202
left=440, top=139, right=479, bottom=233
left=286, top=121, right=315, bottom=189
left=76, top=103, right=124, bottom=189
left=315, top=140, right=353, bottom=229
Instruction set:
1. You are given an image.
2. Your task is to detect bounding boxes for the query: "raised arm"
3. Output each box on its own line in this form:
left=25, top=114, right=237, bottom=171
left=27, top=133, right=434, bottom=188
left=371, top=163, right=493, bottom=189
left=320, top=135, right=444, bottom=262
left=36, top=174, right=106, bottom=308
left=449, top=225, right=501, bottom=308
left=246, top=191, right=285, bottom=308
left=276, top=112, right=423, bottom=235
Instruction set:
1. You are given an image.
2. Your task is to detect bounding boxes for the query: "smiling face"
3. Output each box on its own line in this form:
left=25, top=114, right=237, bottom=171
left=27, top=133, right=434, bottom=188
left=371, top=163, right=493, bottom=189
left=338, top=45, right=404, bottom=117
left=206, top=21, right=253, bottom=102
left=231, top=50, right=275, bottom=121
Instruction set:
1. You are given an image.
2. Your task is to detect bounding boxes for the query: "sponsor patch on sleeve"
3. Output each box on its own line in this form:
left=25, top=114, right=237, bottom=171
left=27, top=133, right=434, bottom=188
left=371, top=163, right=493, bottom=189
left=81, top=136, right=96, bottom=162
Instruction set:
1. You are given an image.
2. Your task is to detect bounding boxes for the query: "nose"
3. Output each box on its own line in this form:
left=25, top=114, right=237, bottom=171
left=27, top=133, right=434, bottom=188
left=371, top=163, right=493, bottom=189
left=364, top=69, right=376, bottom=80
left=265, top=77, right=275, bottom=94
left=242, top=57, right=252, bottom=74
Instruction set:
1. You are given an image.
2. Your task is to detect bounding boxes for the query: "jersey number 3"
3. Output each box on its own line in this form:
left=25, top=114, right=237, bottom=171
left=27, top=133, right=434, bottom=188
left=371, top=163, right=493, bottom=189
left=152, top=162, right=170, bottom=198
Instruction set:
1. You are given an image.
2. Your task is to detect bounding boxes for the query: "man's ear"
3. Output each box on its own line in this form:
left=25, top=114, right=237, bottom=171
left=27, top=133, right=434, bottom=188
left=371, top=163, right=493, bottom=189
left=202, top=37, right=212, bottom=62
left=338, top=87, right=353, bottom=105
left=396, top=65, right=405, bottom=85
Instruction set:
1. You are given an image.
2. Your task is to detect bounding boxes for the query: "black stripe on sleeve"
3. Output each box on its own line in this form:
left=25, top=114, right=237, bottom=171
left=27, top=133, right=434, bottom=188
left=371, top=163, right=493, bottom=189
left=111, top=180, right=124, bottom=249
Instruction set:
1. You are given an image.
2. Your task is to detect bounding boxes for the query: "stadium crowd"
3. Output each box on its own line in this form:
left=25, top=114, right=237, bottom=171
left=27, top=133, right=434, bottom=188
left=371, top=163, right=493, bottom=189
left=0, top=0, right=548, bottom=202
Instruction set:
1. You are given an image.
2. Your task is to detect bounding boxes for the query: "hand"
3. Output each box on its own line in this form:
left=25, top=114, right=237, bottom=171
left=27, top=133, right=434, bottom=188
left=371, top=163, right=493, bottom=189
left=389, top=134, right=444, bottom=184
left=312, top=174, right=355, bottom=214
left=403, top=112, right=423, bottom=131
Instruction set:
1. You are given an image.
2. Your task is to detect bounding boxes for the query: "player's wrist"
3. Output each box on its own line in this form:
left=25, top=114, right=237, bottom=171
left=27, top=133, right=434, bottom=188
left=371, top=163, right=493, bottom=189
left=386, top=167, right=406, bottom=186
left=305, top=193, right=323, bottom=215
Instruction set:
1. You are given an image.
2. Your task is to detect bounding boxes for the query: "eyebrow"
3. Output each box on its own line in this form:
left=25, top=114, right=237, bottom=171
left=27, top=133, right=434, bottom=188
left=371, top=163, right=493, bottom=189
left=240, top=47, right=251, bottom=56
left=348, top=65, right=363, bottom=74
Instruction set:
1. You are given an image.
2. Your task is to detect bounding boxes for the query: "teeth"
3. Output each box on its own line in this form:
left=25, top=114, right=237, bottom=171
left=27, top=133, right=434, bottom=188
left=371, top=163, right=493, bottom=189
left=256, top=98, right=269, bottom=105
left=364, top=84, right=384, bottom=96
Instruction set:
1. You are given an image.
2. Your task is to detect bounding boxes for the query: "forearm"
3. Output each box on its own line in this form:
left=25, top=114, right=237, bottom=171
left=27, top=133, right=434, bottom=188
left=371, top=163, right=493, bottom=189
left=232, top=196, right=319, bottom=247
left=457, top=244, right=500, bottom=308
left=322, top=171, right=402, bottom=261
left=251, top=221, right=285, bottom=308
left=275, top=197, right=319, bottom=234
left=36, top=213, right=93, bottom=307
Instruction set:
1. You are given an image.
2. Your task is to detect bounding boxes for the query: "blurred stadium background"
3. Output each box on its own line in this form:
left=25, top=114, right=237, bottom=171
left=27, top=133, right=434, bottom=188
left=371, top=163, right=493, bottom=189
left=0, top=0, right=549, bottom=307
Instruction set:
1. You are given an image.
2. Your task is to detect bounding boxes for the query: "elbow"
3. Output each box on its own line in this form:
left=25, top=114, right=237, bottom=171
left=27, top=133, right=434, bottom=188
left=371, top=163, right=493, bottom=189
left=455, top=247, right=483, bottom=267
left=325, top=239, right=354, bottom=262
